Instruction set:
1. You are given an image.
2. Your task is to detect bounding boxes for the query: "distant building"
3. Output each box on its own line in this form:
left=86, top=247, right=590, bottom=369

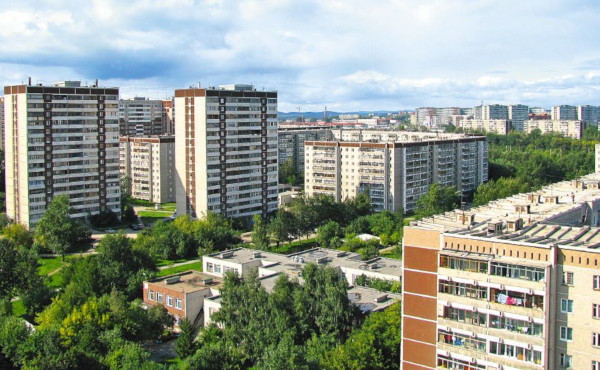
left=278, top=125, right=334, bottom=173
left=525, top=119, right=586, bottom=139
left=596, top=144, right=600, bottom=173
left=552, top=105, right=578, bottom=121
left=304, top=131, right=488, bottom=212
left=174, top=84, right=278, bottom=220
left=120, top=135, right=175, bottom=203
left=119, top=97, right=166, bottom=136
left=508, top=104, right=529, bottom=131
left=462, top=119, right=511, bottom=135
left=0, top=97, right=4, bottom=150
left=415, top=107, right=437, bottom=126
left=482, top=104, right=509, bottom=121
left=4, top=81, right=121, bottom=228
left=577, top=105, right=600, bottom=125
left=162, top=99, right=175, bottom=135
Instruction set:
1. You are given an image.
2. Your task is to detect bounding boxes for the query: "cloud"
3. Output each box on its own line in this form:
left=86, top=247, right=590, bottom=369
left=0, top=0, right=599, bottom=111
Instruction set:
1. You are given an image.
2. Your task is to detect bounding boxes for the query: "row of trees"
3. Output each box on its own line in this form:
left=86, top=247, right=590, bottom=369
left=179, top=266, right=401, bottom=369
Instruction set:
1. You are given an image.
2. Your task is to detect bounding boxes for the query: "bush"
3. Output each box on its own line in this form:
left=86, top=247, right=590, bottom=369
left=90, top=211, right=119, bottom=228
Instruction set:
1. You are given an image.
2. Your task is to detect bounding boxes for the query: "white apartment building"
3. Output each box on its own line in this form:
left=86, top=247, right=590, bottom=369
left=120, top=136, right=175, bottom=203
left=174, top=84, right=278, bottom=220
left=524, top=119, right=586, bottom=139
left=278, top=125, right=334, bottom=174
left=462, top=119, right=512, bottom=135
left=508, top=104, right=529, bottom=131
left=552, top=105, right=578, bottom=121
left=304, top=131, right=488, bottom=212
left=4, top=81, right=121, bottom=228
left=119, top=97, right=166, bottom=136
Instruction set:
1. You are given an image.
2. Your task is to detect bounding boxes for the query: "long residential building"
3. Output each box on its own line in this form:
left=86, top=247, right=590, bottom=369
left=508, top=104, right=529, bottom=132
left=304, top=131, right=488, bottom=212
left=577, top=105, right=600, bottom=125
left=174, top=84, right=278, bottom=221
left=401, top=173, right=600, bottom=370
left=0, top=96, right=4, bottom=150
left=524, top=119, right=586, bottom=139
left=119, top=97, right=166, bottom=136
left=4, top=81, right=121, bottom=228
left=461, top=119, right=512, bottom=135
left=119, top=135, right=175, bottom=203
left=552, top=105, right=578, bottom=121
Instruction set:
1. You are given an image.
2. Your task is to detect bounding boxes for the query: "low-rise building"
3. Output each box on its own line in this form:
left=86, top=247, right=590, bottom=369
left=119, top=135, right=175, bottom=203
left=143, top=271, right=223, bottom=329
left=461, top=119, right=511, bottom=134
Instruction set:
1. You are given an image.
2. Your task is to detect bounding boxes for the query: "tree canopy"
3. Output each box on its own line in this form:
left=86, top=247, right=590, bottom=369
left=414, top=183, right=460, bottom=219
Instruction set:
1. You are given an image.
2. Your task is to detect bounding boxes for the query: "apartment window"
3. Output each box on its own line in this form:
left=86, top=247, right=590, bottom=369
left=594, top=275, right=600, bottom=290
left=561, top=299, right=574, bottom=313
left=593, top=332, right=600, bottom=347
left=560, top=326, right=573, bottom=342
left=593, top=304, right=600, bottom=319
left=207, top=262, right=214, bottom=273
left=148, top=290, right=154, bottom=301
left=215, top=264, right=222, bottom=273
left=562, top=271, right=574, bottom=285
left=175, top=298, right=182, bottom=309
left=593, top=360, right=600, bottom=370
left=157, top=292, right=163, bottom=303
left=167, top=295, right=173, bottom=307
left=560, top=353, right=572, bottom=368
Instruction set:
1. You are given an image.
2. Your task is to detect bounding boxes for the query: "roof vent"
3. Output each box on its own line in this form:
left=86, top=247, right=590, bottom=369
left=253, top=252, right=262, bottom=258
left=336, top=251, right=348, bottom=257
left=316, top=257, right=328, bottom=264
left=507, top=218, right=524, bottom=232
left=221, top=251, right=234, bottom=259
left=165, top=276, right=181, bottom=285
left=374, top=294, right=388, bottom=303
left=488, top=221, right=503, bottom=235
left=202, top=278, right=213, bottom=285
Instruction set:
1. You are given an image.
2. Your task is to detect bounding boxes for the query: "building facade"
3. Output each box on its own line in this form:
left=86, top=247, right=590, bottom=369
left=304, top=131, right=488, bottom=213
left=4, top=81, right=120, bottom=228
left=119, top=97, right=166, bottom=136
left=577, top=105, right=600, bottom=125
left=482, top=104, right=509, bottom=121
left=162, top=99, right=175, bottom=135
left=508, top=104, right=529, bottom=132
left=0, top=96, right=4, bottom=150
left=174, top=84, right=278, bottom=220
left=551, top=105, right=578, bottom=121
left=524, top=119, right=586, bottom=139
left=278, top=125, right=334, bottom=173
left=461, top=119, right=511, bottom=135
left=401, top=173, right=600, bottom=370
left=119, top=135, right=175, bottom=203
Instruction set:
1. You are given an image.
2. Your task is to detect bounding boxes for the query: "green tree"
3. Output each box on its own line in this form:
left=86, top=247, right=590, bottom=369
left=176, top=318, right=196, bottom=359
left=269, top=210, right=296, bottom=247
left=251, top=214, right=270, bottom=250
left=317, top=221, right=342, bottom=248
left=34, top=195, right=91, bottom=261
left=120, top=175, right=132, bottom=204
left=2, top=223, right=33, bottom=249
left=0, top=239, right=42, bottom=301
left=279, top=157, right=301, bottom=186
left=414, top=183, right=460, bottom=219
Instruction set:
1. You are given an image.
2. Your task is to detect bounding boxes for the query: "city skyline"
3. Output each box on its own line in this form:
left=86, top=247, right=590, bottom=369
left=1, top=1, right=600, bottom=112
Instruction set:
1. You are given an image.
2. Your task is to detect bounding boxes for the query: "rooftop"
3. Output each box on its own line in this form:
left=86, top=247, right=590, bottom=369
left=145, top=271, right=222, bottom=294
left=412, top=172, right=600, bottom=252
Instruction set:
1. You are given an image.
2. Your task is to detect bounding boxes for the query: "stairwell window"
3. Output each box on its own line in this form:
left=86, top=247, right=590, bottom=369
left=560, top=326, right=573, bottom=342
left=562, top=271, right=574, bottom=285
left=560, top=353, right=572, bottom=368
left=594, top=275, right=600, bottom=290
left=561, top=299, right=574, bottom=313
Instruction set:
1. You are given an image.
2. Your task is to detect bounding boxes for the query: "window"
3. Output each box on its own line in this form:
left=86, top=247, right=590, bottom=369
left=561, top=299, right=574, bottom=313
left=593, top=332, right=600, bottom=347
left=593, top=360, right=600, bottom=370
left=157, top=292, right=163, bottom=303
left=175, top=298, right=182, bottom=309
left=215, top=264, right=222, bottom=273
left=167, top=295, right=173, bottom=307
left=148, top=290, right=154, bottom=301
left=562, top=271, right=574, bottom=285
left=594, top=275, right=600, bottom=290
left=560, top=326, right=573, bottom=342
left=560, top=353, right=572, bottom=368
left=207, top=262, right=214, bottom=273
left=594, top=304, right=600, bottom=319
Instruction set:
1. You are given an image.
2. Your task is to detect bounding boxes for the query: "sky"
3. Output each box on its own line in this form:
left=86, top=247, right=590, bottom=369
left=1, top=0, right=600, bottom=112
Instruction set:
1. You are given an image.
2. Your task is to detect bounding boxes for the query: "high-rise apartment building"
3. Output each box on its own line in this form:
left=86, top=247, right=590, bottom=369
left=508, top=104, right=529, bottom=131
left=577, top=105, right=600, bottom=125
left=278, top=125, right=334, bottom=173
left=304, top=131, right=487, bottom=212
left=482, top=104, right=509, bottom=120
left=524, top=119, right=586, bottom=139
left=0, top=96, right=4, bottom=150
left=401, top=173, right=600, bottom=370
left=120, top=136, right=175, bottom=203
left=174, top=84, right=278, bottom=220
left=552, top=105, right=578, bottom=121
left=416, top=107, right=437, bottom=126
left=436, top=107, right=461, bottom=127
left=4, top=81, right=120, bottom=228
left=162, top=99, right=175, bottom=135
left=119, top=97, right=166, bottom=136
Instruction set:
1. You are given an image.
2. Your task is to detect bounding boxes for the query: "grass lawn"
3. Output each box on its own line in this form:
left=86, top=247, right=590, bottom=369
left=156, top=258, right=188, bottom=267
left=11, top=299, right=26, bottom=317
left=38, top=255, right=80, bottom=288
left=138, top=209, right=174, bottom=218
left=271, top=238, right=317, bottom=254
left=157, top=261, right=203, bottom=277
left=128, top=198, right=156, bottom=207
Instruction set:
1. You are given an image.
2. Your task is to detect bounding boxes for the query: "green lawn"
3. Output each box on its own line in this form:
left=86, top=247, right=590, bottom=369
left=138, top=209, right=174, bottom=218
left=38, top=255, right=80, bottom=288
left=128, top=198, right=156, bottom=207
left=156, top=261, right=203, bottom=277
left=271, top=238, right=317, bottom=254
left=156, top=258, right=188, bottom=267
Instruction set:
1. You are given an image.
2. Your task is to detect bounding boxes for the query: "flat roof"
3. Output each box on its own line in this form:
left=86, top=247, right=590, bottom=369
left=146, top=271, right=222, bottom=294
left=412, top=172, right=600, bottom=251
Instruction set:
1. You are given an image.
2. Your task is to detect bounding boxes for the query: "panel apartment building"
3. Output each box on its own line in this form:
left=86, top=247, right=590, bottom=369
left=304, top=131, right=488, bottom=213
left=119, top=97, right=167, bottom=136
left=119, top=136, right=175, bottom=203
left=524, top=119, right=586, bottom=139
left=4, top=81, right=120, bottom=228
left=174, top=84, right=278, bottom=220
left=278, top=124, right=334, bottom=173
left=401, top=173, right=600, bottom=370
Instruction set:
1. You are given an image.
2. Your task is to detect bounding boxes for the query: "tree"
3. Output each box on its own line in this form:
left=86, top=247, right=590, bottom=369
left=122, top=205, right=137, bottom=223
left=269, top=210, right=296, bottom=247
left=251, top=214, right=270, bottom=250
left=176, top=318, right=196, bottom=359
left=120, top=176, right=132, bottom=204
left=279, top=157, right=301, bottom=186
left=0, top=240, right=42, bottom=301
left=34, top=195, right=91, bottom=261
left=2, top=223, right=33, bottom=249
left=317, top=221, right=342, bottom=248
left=414, top=183, right=460, bottom=219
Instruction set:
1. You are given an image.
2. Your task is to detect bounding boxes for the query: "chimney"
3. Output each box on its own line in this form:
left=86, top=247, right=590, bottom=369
left=95, top=79, right=99, bottom=87
left=28, top=77, right=32, bottom=86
